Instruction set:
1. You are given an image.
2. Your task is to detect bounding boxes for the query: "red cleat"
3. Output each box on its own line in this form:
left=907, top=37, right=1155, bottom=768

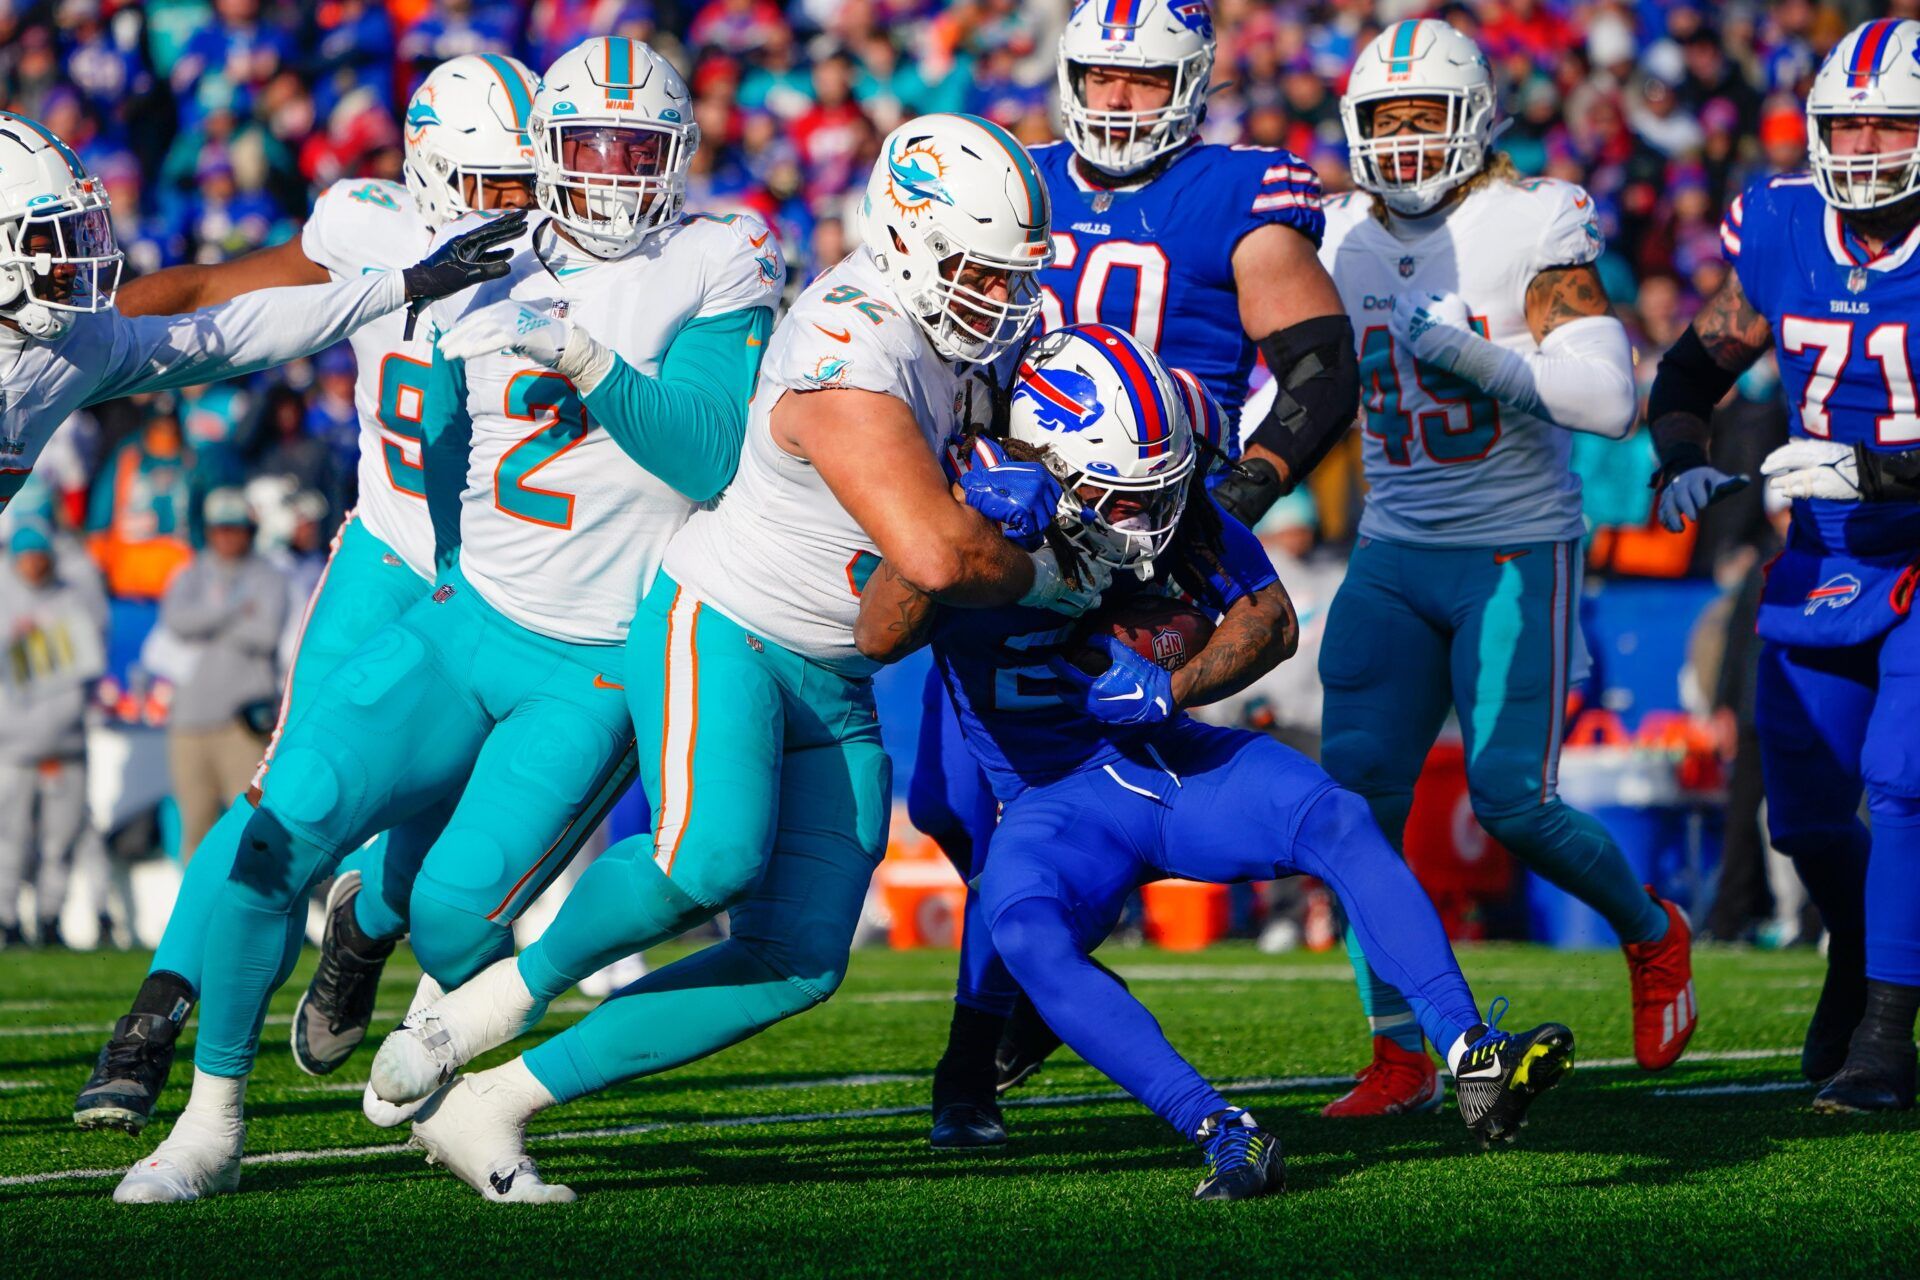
left=1321, top=1036, right=1445, bottom=1117
left=1624, top=888, right=1697, bottom=1071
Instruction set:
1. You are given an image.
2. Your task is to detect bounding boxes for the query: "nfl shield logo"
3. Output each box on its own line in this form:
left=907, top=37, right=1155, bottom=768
left=548, top=300, right=570, bottom=319
left=1848, top=267, right=1869, bottom=294
left=1398, top=255, right=1416, bottom=278
left=1152, top=629, right=1188, bottom=670
left=1092, top=191, right=1113, bottom=213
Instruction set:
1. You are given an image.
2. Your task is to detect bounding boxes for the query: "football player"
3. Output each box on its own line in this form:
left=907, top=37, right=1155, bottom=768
left=1653, top=18, right=1920, bottom=1113
left=1315, top=19, right=1695, bottom=1117
left=74, top=53, right=571, bottom=1139
left=114, top=36, right=784, bottom=1204
left=914, top=0, right=1363, bottom=1146
left=859, top=324, right=1574, bottom=1200
left=360, top=115, right=1108, bottom=1203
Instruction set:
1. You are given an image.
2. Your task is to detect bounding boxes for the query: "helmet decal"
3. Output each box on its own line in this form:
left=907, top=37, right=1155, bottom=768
left=885, top=140, right=954, bottom=214
left=1015, top=362, right=1103, bottom=434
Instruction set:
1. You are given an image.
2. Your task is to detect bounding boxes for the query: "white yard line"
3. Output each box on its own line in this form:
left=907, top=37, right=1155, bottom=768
left=1651, top=1080, right=1809, bottom=1098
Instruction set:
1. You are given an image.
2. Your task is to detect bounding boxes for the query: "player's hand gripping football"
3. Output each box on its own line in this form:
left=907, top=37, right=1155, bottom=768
left=437, top=299, right=572, bottom=367
left=401, top=209, right=527, bottom=313
left=1761, top=439, right=1862, bottom=502
left=1047, top=636, right=1174, bottom=727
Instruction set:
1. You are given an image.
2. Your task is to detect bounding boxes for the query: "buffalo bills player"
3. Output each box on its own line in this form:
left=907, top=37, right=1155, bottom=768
left=911, top=0, right=1361, bottom=1142
left=860, top=325, right=1574, bottom=1198
left=1653, top=18, right=1920, bottom=1112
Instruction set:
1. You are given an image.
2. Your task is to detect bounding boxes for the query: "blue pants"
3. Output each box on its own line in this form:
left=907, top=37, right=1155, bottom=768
left=907, top=666, right=1013, bottom=1015
left=192, top=567, right=634, bottom=1076
left=147, top=515, right=451, bottom=991
left=1757, top=620, right=1920, bottom=986
left=1320, top=537, right=1664, bottom=1038
left=976, top=719, right=1483, bottom=1138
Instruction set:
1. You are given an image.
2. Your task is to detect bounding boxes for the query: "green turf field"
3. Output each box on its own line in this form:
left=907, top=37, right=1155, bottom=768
left=0, top=942, right=1914, bottom=1279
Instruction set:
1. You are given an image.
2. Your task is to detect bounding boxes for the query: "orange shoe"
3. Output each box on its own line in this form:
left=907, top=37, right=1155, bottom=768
left=1624, top=888, right=1697, bottom=1070
left=1321, top=1035, right=1444, bottom=1117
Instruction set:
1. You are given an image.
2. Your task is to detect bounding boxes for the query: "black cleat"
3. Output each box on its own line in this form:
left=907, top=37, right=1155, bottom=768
left=996, top=961, right=1130, bottom=1094
left=930, top=1101, right=1008, bottom=1149
left=1813, top=1035, right=1917, bottom=1114
left=1192, top=1109, right=1284, bottom=1201
left=291, top=871, right=395, bottom=1076
left=74, top=1013, right=181, bottom=1133
left=1451, top=999, right=1575, bottom=1148
left=1803, top=936, right=1868, bottom=1084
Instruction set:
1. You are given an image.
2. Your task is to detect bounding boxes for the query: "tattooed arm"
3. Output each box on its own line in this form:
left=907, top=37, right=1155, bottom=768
left=1523, top=263, right=1612, bottom=341
left=1647, top=269, right=1774, bottom=459
left=1168, top=582, right=1299, bottom=710
left=853, top=558, right=939, bottom=664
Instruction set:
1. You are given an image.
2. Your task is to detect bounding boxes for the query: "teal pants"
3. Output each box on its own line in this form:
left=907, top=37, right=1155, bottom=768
left=519, top=572, right=891, bottom=1104
left=192, top=566, right=634, bottom=1076
left=1319, top=537, right=1665, bottom=1040
left=147, top=515, right=446, bottom=990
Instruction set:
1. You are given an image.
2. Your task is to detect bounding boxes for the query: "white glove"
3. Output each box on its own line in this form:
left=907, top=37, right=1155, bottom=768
left=1019, top=546, right=1111, bottom=616
left=1762, top=439, right=1862, bottom=502
left=437, top=299, right=570, bottom=365
left=1657, top=466, right=1749, bottom=532
left=1392, top=291, right=1474, bottom=372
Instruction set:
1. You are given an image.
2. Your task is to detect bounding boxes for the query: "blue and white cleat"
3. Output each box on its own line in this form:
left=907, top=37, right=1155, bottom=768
left=1192, top=1108, right=1284, bottom=1201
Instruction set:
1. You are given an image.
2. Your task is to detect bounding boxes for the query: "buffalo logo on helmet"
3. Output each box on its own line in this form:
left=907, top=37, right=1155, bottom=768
left=1804, top=573, right=1862, bottom=615
left=885, top=139, right=954, bottom=215
left=1171, top=0, right=1214, bottom=40
left=1015, top=361, right=1105, bottom=434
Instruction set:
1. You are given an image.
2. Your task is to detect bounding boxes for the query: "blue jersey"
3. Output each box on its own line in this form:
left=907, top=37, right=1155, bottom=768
left=1030, top=139, right=1325, bottom=454
left=1723, top=175, right=1920, bottom=561
left=932, top=505, right=1278, bottom=802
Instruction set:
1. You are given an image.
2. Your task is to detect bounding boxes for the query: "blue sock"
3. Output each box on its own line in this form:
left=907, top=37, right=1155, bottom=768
left=1776, top=820, right=1870, bottom=943
left=956, top=886, right=1019, bottom=1018
left=147, top=797, right=254, bottom=989
left=1482, top=800, right=1667, bottom=944
left=992, top=895, right=1227, bottom=1138
left=1866, top=792, right=1920, bottom=986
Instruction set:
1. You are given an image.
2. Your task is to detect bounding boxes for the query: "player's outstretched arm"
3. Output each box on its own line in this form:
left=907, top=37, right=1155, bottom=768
left=1219, top=225, right=1359, bottom=525
left=852, top=558, right=938, bottom=664
left=115, top=239, right=329, bottom=317
left=781, top=388, right=1101, bottom=614
left=1646, top=269, right=1773, bottom=531
left=1169, top=580, right=1297, bottom=710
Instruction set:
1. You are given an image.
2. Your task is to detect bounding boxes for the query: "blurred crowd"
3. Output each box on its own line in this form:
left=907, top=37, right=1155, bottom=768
left=0, top=0, right=1895, bottom=943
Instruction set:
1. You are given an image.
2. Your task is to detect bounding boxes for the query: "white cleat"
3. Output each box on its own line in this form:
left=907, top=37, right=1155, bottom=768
left=361, top=973, right=444, bottom=1128
left=370, top=957, right=545, bottom=1105
left=411, top=1075, right=572, bottom=1204
left=113, top=1123, right=244, bottom=1204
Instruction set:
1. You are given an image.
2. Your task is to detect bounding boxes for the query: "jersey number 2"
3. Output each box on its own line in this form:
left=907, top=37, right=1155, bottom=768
left=1359, top=324, right=1501, bottom=466
left=497, top=371, right=590, bottom=529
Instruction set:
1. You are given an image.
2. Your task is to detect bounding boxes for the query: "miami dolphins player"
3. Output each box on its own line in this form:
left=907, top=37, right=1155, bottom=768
left=0, top=107, right=510, bottom=508
left=361, top=115, right=1109, bottom=1203
left=914, top=0, right=1363, bottom=1140
left=114, top=36, right=783, bottom=1205
left=1316, top=18, right=1695, bottom=1118
left=75, top=52, right=556, bottom=1138
left=1654, top=18, right=1920, bottom=1113
left=858, top=324, right=1576, bottom=1199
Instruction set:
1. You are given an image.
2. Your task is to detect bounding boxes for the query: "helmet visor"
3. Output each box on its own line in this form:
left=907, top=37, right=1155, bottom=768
left=540, top=120, right=694, bottom=248
left=14, top=201, right=121, bottom=312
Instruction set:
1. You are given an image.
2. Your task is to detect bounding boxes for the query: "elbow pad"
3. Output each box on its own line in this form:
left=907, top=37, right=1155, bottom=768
left=1249, top=314, right=1360, bottom=488
left=1647, top=325, right=1741, bottom=441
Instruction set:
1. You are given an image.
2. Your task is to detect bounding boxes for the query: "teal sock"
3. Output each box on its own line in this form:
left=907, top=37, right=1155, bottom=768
left=517, top=835, right=709, bottom=1002
left=1343, top=921, right=1425, bottom=1052
left=1483, top=800, right=1667, bottom=944
left=148, top=797, right=254, bottom=988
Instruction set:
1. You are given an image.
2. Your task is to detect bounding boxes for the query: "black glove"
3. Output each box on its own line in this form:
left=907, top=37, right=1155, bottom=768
left=401, top=209, right=527, bottom=313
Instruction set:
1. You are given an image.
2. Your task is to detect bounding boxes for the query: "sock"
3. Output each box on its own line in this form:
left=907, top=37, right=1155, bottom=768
left=933, top=1005, right=1005, bottom=1107
left=131, top=970, right=196, bottom=1024
left=1858, top=980, right=1920, bottom=1044
left=174, top=1068, right=247, bottom=1140
left=472, top=1057, right=557, bottom=1122
left=1444, top=1025, right=1490, bottom=1077
left=1369, top=1011, right=1424, bottom=1053
left=1481, top=800, right=1667, bottom=944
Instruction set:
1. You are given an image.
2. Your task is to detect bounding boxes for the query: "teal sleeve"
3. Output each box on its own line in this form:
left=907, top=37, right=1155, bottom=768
left=421, top=345, right=472, bottom=576
left=581, top=306, right=774, bottom=503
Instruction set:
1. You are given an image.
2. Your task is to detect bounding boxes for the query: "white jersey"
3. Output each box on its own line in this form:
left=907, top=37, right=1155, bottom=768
left=300, top=177, right=438, bottom=578
left=427, top=210, right=783, bottom=646
left=0, top=268, right=405, bottom=510
left=1320, top=178, right=1602, bottom=547
left=665, top=248, right=986, bottom=675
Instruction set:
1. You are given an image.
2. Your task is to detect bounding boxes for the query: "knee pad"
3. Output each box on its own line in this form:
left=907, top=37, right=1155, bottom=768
left=740, top=931, right=848, bottom=1015
left=407, top=887, right=514, bottom=988
left=227, top=805, right=334, bottom=913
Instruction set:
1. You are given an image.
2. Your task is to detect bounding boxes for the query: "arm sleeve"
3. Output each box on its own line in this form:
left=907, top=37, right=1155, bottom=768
left=420, top=345, right=472, bottom=576
left=98, top=269, right=407, bottom=401
left=1420, top=313, right=1639, bottom=439
left=580, top=306, right=775, bottom=503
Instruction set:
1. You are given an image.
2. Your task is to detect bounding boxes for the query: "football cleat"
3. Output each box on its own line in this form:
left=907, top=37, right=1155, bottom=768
left=1812, top=1034, right=1917, bottom=1114
left=929, top=1102, right=1008, bottom=1150
left=75, top=1012, right=181, bottom=1133
left=292, top=870, right=396, bottom=1076
left=371, top=956, right=545, bottom=1105
left=1321, top=1035, right=1446, bottom=1118
left=1623, top=889, right=1697, bottom=1071
left=411, top=1076, right=573, bottom=1204
left=1192, top=1109, right=1284, bottom=1201
left=362, top=974, right=444, bottom=1129
left=1451, top=999, right=1575, bottom=1148
left=1803, top=935, right=1867, bottom=1084
left=113, top=1120, right=244, bottom=1204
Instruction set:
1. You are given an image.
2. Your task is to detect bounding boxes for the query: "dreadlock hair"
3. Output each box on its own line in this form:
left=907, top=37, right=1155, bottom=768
left=950, top=417, right=1097, bottom=591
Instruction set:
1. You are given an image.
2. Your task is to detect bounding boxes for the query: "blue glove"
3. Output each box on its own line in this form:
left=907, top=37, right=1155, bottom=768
left=1047, top=636, right=1175, bottom=727
left=959, top=454, right=1063, bottom=550
left=1656, top=465, right=1749, bottom=532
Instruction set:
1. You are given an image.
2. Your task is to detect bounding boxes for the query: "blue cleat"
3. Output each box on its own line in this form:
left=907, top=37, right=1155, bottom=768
left=1192, top=1108, right=1284, bottom=1201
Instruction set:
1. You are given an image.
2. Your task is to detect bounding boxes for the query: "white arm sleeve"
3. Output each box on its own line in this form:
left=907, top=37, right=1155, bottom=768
left=1417, top=313, right=1637, bottom=440
left=99, top=268, right=408, bottom=401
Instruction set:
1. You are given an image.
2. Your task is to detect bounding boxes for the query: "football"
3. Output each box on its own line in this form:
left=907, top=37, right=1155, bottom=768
left=1070, top=594, right=1216, bottom=675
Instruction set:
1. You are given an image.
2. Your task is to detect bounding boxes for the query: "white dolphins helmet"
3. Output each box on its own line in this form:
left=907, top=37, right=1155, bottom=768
left=1057, top=0, right=1216, bottom=177
left=1807, top=19, right=1920, bottom=212
left=402, top=53, right=540, bottom=227
left=1007, top=324, right=1195, bottom=580
left=1341, top=19, right=1496, bottom=216
left=859, top=113, right=1053, bottom=365
left=0, top=111, right=121, bottom=341
left=531, top=36, right=699, bottom=258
